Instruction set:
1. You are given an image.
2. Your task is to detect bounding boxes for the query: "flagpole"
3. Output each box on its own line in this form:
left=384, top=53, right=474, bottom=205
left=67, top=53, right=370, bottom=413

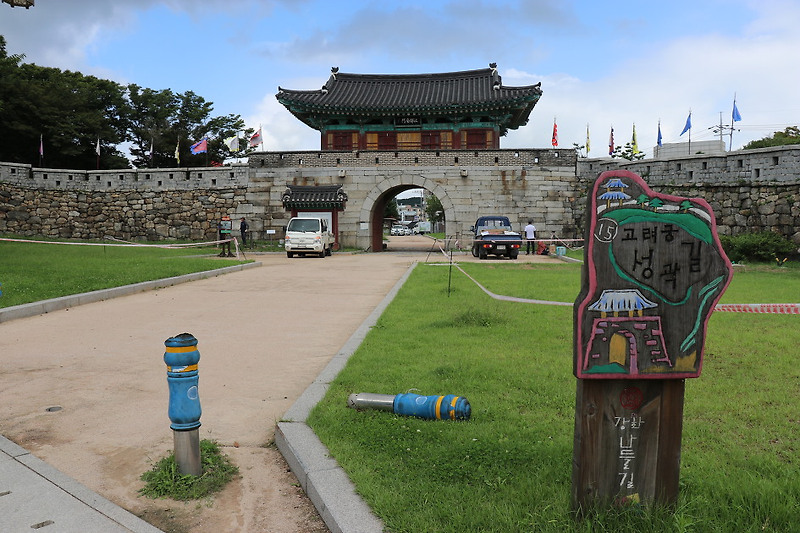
left=656, top=120, right=661, bottom=159
left=687, top=110, right=691, bottom=155
left=730, top=93, right=737, bottom=151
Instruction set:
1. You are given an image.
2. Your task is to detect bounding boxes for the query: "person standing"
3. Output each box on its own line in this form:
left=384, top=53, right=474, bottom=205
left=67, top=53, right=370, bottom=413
left=239, top=217, right=249, bottom=247
left=219, top=215, right=233, bottom=257
left=524, top=219, right=537, bottom=255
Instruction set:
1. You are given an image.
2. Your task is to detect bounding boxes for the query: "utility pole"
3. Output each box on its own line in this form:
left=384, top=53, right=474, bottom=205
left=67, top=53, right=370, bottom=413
left=710, top=112, right=736, bottom=152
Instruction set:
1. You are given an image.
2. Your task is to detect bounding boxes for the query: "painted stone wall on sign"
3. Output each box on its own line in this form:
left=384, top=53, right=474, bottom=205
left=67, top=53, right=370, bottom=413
left=574, top=170, right=733, bottom=379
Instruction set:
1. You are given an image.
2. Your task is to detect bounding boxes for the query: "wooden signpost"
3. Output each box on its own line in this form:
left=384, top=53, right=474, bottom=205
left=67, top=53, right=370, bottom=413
left=572, top=170, right=733, bottom=511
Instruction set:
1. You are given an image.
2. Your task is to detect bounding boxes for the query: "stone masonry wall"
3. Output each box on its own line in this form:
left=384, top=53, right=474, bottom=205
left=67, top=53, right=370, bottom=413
left=0, top=182, right=247, bottom=241
left=247, top=148, right=579, bottom=249
left=577, top=145, right=800, bottom=244
left=2, top=145, right=799, bottom=248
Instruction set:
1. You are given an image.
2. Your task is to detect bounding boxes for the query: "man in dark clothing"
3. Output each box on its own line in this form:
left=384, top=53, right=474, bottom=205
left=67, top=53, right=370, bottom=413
left=240, top=217, right=249, bottom=247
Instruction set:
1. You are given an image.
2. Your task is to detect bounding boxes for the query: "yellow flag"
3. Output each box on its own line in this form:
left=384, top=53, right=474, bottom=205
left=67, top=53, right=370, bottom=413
left=586, top=124, right=590, bottom=154
left=632, top=124, right=639, bottom=154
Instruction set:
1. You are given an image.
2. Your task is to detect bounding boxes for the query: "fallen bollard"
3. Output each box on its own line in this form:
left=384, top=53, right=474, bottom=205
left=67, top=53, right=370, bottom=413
left=347, top=392, right=471, bottom=421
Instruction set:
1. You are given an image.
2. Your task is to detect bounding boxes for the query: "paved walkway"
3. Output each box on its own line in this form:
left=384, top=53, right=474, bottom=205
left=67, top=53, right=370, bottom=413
left=0, top=247, right=561, bottom=532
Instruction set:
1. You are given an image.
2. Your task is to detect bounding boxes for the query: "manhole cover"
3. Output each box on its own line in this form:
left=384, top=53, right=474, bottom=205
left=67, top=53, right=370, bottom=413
left=45, top=406, right=62, bottom=412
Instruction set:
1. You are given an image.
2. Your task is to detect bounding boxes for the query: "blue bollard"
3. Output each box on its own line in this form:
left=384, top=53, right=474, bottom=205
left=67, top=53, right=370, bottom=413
left=164, top=333, right=201, bottom=431
left=348, top=392, right=471, bottom=421
left=394, top=393, right=471, bottom=421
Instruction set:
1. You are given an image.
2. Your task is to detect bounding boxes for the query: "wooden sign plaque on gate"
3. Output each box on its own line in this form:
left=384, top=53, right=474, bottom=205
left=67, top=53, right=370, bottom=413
left=571, top=170, right=733, bottom=511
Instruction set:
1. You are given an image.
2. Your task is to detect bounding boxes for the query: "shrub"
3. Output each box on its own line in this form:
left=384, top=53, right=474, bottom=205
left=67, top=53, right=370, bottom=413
left=719, top=231, right=797, bottom=262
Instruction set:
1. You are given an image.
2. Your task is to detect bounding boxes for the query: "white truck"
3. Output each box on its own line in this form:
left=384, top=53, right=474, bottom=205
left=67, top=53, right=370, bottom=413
left=284, top=216, right=335, bottom=258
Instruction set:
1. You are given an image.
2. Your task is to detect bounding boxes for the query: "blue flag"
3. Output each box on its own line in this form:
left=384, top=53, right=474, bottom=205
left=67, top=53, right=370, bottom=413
left=657, top=122, right=663, bottom=147
left=732, top=101, right=742, bottom=122
left=680, top=112, right=692, bottom=136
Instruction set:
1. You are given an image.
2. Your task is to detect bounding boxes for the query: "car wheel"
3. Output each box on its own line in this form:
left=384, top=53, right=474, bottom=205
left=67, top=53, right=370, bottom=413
left=509, top=250, right=519, bottom=260
left=479, top=248, right=488, bottom=260
left=287, top=252, right=294, bottom=258
left=471, top=245, right=479, bottom=258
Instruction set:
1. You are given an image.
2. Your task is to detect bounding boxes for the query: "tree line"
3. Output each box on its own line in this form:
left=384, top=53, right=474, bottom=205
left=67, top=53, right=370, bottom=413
left=0, top=36, right=253, bottom=170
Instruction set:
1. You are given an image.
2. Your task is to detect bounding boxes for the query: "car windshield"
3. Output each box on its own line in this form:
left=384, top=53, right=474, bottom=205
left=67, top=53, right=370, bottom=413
left=479, top=219, right=510, bottom=230
left=287, top=219, right=320, bottom=232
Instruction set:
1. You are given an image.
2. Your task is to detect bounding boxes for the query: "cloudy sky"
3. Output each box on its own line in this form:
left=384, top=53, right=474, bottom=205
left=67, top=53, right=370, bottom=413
left=2, top=0, right=799, bottom=158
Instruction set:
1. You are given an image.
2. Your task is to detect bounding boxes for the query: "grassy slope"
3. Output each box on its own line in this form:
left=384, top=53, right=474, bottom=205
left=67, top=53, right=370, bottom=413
left=0, top=240, right=248, bottom=308
left=309, top=262, right=800, bottom=533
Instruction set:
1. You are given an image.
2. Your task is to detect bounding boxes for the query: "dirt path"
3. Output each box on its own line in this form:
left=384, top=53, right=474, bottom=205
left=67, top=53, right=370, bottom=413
left=0, top=252, right=418, bottom=533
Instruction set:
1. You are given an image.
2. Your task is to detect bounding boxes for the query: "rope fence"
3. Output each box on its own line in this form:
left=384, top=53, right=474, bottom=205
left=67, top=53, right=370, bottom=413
left=432, top=241, right=799, bottom=315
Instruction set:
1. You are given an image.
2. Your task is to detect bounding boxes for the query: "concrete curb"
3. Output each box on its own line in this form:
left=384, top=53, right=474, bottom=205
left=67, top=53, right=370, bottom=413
left=275, top=262, right=418, bottom=533
left=0, top=436, right=162, bottom=533
left=0, top=262, right=261, bottom=323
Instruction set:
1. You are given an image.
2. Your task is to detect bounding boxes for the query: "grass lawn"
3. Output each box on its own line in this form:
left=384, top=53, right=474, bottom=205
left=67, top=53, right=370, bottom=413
left=0, top=238, right=250, bottom=308
left=308, top=261, right=800, bottom=532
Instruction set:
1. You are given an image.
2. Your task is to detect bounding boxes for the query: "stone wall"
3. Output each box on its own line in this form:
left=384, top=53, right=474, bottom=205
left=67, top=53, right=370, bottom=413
left=577, top=145, right=800, bottom=244
left=2, top=144, right=799, bottom=248
left=248, top=155, right=580, bottom=249
left=0, top=182, right=247, bottom=241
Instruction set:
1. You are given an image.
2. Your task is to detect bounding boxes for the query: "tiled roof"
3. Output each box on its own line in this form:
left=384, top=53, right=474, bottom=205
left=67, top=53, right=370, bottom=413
left=282, top=185, right=348, bottom=210
left=275, top=64, right=542, bottom=130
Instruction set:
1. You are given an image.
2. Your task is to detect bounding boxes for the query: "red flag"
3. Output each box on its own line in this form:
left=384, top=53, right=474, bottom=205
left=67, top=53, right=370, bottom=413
left=190, top=138, right=208, bottom=155
left=608, top=127, right=614, bottom=156
left=551, top=119, right=558, bottom=147
left=249, top=127, right=262, bottom=147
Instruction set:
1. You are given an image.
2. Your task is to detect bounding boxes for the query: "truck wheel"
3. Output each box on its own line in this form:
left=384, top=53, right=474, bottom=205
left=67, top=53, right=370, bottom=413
left=326, top=246, right=332, bottom=256
left=287, top=252, right=294, bottom=258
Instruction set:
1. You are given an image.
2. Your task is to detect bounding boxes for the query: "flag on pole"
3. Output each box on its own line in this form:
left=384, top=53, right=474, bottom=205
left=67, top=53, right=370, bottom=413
left=95, top=137, right=100, bottom=156
left=657, top=121, right=663, bottom=147
left=190, top=138, right=208, bottom=155
left=39, top=134, right=43, bottom=157
left=585, top=124, right=590, bottom=154
left=680, top=112, right=692, bottom=136
left=175, top=140, right=180, bottom=165
left=225, top=136, right=240, bottom=152
left=551, top=118, right=558, bottom=147
left=632, top=123, right=639, bottom=154
left=732, top=100, right=742, bottom=122
left=608, top=127, right=614, bottom=156
left=249, top=127, right=262, bottom=148
left=149, top=138, right=154, bottom=160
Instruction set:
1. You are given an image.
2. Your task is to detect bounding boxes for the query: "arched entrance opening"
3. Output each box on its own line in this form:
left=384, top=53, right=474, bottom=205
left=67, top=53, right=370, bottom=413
left=365, top=182, right=450, bottom=252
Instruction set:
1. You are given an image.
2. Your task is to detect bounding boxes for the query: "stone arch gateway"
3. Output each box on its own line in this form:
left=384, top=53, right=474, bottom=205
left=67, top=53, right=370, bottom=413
left=244, top=148, right=581, bottom=251
left=360, top=174, right=456, bottom=252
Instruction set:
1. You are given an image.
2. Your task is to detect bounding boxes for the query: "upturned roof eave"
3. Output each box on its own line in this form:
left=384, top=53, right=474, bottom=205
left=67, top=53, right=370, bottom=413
left=277, top=95, right=540, bottom=117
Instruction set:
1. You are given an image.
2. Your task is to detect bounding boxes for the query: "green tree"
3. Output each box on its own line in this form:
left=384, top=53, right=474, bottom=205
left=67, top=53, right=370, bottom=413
left=125, top=85, right=178, bottom=168
left=742, top=127, right=800, bottom=150
left=425, top=194, right=444, bottom=223
left=167, top=90, right=247, bottom=167
left=0, top=34, right=249, bottom=169
left=611, top=142, right=645, bottom=161
left=384, top=196, right=399, bottom=221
